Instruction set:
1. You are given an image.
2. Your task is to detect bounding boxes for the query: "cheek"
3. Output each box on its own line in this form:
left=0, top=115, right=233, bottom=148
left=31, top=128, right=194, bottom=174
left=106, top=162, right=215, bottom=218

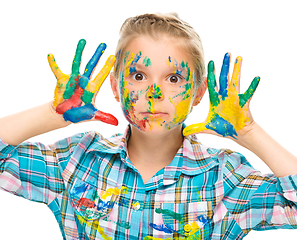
left=168, top=83, right=195, bottom=122
left=120, top=81, right=147, bottom=114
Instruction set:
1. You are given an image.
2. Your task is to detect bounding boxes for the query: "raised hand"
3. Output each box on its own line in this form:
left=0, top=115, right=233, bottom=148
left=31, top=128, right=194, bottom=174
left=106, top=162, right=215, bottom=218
left=47, top=39, right=118, bottom=125
left=183, top=53, right=260, bottom=138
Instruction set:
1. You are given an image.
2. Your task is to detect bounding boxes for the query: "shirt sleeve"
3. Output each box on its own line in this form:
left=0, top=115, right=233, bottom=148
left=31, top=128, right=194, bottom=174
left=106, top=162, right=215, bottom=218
left=221, top=149, right=297, bottom=233
left=0, top=132, right=88, bottom=205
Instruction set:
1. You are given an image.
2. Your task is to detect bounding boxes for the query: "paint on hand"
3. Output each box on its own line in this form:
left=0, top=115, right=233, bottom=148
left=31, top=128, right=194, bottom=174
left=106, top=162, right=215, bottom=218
left=48, top=39, right=118, bottom=125
left=183, top=53, right=260, bottom=138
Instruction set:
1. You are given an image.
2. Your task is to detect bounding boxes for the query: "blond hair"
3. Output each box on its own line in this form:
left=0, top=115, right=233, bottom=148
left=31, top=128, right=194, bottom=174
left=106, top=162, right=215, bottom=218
left=114, top=13, right=205, bottom=86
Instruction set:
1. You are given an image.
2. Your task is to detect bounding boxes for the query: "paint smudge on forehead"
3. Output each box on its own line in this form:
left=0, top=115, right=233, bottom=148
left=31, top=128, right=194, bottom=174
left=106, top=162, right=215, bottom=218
left=124, top=51, right=142, bottom=77
left=142, top=56, right=152, bottom=67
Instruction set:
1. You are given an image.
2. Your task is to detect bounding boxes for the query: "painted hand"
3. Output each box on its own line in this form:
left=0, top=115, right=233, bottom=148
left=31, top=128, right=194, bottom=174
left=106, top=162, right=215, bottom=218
left=47, top=39, right=118, bottom=125
left=183, top=53, right=260, bottom=138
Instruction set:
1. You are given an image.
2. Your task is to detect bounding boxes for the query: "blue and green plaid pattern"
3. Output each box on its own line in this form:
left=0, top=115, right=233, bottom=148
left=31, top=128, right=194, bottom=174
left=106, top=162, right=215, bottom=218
left=1, top=126, right=297, bottom=239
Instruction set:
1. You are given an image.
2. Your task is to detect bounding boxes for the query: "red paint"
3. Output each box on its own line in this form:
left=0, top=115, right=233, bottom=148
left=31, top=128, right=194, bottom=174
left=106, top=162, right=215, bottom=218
left=56, top=87, right=84, bottom=114
left=77, top=198, right=96, bottom=210
left=95, top=110, right=118, bottom=126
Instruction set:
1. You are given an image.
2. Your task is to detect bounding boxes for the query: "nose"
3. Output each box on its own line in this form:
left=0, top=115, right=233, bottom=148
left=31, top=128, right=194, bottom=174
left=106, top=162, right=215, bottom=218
left=146, top=84, right=164, bottom=100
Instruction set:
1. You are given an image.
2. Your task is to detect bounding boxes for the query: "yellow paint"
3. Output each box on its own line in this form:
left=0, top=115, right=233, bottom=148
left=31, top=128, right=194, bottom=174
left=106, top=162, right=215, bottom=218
left=132, top=201, right=140, bottom=208
left=86, top=55, right=116, bottom=93
left=76, top=215, right=112, bottom=240
left=124, top=53, right=136, bottom=77
left=47, top=54, right=70, bottom=107
left=100, top=186, right=127, bottom=200
left=184, top=56, right=251, bottom=136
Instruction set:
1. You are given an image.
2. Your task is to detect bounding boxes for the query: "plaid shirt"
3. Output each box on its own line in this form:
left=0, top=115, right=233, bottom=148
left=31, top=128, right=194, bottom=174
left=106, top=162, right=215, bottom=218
left=1, top=126, right=297, bottom=240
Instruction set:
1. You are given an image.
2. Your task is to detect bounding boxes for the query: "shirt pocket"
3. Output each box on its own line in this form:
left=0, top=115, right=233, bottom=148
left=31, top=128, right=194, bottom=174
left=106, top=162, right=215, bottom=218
left=157, top=201, right=212, bottom=238
left=69, top=177, right=127, bottom=221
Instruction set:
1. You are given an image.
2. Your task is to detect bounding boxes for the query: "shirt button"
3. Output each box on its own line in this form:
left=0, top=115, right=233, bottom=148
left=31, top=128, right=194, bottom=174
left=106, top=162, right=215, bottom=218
left=132, top=201, right=140, bottom=211
left=184, top=223, right=192, bottom=232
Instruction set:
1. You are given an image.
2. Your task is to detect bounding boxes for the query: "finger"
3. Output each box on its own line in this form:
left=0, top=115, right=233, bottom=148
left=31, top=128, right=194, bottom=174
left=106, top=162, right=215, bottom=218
left=47, top=54, right=64, bottom=80
left=82, top=55, right=116, bottom=104
left=239, top=76, right=260, bottom=108
left=62, top=103, right=96, bottom=123
left=183, top=123, right=208, bottom=136
left=72, top=39, right=86, bottom=76
left=230, top=56, right=242, bottom=92
left=218, top=53, right=230, bottom=100
left=94, top=110, right=118, bottom=126
left=83, top=43, right=107, bottom=79
left=79, top=43, right=107, bottom=91
left=92, top=55, right=116, bottom=92
left=207, top=60, right=220, bottom=107
left=63, top=39, right=86, bottom=100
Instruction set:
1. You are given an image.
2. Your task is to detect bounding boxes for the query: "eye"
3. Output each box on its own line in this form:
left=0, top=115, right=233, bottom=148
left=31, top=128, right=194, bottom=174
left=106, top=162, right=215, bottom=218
left=167, top=75, right=182, bottom=84
left=132, top=72, right=146, bottom=81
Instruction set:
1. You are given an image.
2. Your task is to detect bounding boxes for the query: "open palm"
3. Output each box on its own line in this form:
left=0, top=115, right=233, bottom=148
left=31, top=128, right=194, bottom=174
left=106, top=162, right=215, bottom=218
left=47, top=39, right=118, bottom=125
left=183, top=53, right=260, bottom=139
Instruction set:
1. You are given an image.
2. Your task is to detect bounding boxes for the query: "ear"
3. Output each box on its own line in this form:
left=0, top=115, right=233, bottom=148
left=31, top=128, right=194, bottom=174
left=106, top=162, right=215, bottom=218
left=110, top=72, right=120, bottom=102
left=193, top=76, right=207, bottom=106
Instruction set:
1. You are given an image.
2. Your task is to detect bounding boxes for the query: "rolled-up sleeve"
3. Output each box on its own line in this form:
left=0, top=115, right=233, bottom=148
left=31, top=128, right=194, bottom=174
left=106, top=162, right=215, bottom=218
left=0, top=132, right=88, bottom=205
left=221, top=150, right=297, bottom=234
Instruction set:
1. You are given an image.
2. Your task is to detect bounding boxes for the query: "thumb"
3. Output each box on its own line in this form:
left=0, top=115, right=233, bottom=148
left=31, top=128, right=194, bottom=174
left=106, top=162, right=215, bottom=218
left=94, top=110, right=118, bottom=126
left=183, top=123, right=208, bottom=136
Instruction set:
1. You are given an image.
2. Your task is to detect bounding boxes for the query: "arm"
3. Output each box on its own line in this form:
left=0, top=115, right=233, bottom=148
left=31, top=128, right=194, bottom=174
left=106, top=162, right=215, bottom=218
left=184, top=52, right=297, bottom=177
left=0, top=102, right=69, bottom=146
left=220, top=150, right=297, bottom=234
left=0, top=39, right=117, bottom=146
left=236, top=123, right=297, bottom=178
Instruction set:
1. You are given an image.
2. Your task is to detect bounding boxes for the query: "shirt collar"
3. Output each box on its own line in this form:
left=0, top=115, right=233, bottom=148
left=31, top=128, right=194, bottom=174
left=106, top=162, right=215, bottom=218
left=86, top=125, right=218, bottom=178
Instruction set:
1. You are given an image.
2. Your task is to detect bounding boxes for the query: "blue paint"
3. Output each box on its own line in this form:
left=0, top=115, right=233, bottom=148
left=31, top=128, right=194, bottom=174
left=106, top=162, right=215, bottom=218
left=73, top=183, right=88, bottom=195
left=83, top=43, right=107, bottom=78
left=149, top=223, right=174, bottom=234
left=168, top=56, right=172, bottom=62
left=97, top=200, right=112, bottom=212
left=63, top=104, right=97, bottom=123
left=78, top=75, right=89, bottom=89
left=197, top=215, right=210, bottom=225
left=129, top=51, right=142, bottom=73
left=206, top=113, right=237, bottom=138
left=218, top=53, right=230, bottom=100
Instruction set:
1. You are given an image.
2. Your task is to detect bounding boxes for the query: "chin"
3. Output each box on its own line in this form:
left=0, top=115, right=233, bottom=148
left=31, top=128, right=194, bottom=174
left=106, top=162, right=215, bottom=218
left=132, top=120, right=183, bottom=135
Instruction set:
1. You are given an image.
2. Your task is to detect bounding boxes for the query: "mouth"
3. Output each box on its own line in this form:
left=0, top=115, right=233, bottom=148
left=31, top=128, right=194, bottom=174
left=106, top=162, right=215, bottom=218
left=140, top=112, right=168, bottom=119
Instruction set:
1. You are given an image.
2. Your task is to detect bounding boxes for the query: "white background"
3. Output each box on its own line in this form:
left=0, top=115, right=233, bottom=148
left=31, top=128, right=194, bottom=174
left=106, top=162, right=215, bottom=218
left=0, top=0, right=297, bottom=239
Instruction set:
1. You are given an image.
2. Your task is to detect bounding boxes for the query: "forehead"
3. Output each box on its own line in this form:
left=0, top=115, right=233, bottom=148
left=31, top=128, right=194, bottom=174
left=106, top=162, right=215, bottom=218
left=123, top=36, right=193, bottom=67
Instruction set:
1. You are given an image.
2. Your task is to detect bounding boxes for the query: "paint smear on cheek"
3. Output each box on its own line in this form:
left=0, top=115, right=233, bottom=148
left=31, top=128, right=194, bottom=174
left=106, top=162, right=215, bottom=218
left=166, top=80, right=194, bottom=129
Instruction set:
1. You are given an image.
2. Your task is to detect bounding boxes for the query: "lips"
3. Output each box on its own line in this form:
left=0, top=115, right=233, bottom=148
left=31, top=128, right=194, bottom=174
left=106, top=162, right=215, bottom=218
left=140, top=112, right=168, bottom=119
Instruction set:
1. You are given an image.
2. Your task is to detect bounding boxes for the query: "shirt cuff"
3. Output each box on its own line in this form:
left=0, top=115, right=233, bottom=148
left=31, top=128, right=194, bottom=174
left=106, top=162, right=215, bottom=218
left=0, top=138, right=16, bottom=159
left=277, top=174, right=297, bottom=202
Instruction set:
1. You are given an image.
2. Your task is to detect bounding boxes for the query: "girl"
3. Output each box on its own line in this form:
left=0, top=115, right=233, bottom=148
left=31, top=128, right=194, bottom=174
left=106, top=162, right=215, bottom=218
left=1, top=13, right=297, bottom=240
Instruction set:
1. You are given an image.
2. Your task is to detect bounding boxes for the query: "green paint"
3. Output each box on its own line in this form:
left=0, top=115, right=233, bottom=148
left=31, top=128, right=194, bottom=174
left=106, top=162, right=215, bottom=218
left=207, top=61, right=220, bottom=107
left=155, top=208, right=183, bottom=221
left=185, top=61, right=191, bottom=81
left=142, top=56, right=152, bottom=67
left=82, top=90, right=94, bottom=104
left=151, top=84, right=162, bottom=99
left=63, top=39, right=86, bottom=99
left=118, top=220, right=131, bottom=229
left=72, top=39, right=86, bottom=74
left=239, top=76, right=260, bottom=108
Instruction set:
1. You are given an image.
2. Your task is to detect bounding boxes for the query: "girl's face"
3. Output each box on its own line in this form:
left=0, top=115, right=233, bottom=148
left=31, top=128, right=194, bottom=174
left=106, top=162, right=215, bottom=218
left=113, top=36, right=204, bottom=134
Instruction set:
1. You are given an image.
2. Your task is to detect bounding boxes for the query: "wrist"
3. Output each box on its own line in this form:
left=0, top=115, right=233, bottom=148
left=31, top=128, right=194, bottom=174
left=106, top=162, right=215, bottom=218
left=234, top=121, right=260, bottom=150
left=47, top=101, right=71, bottom=128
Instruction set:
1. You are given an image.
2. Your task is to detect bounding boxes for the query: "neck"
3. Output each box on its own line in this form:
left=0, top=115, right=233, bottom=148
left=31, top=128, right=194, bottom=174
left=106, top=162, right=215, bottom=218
left=127, top=125, right=184, bottom=168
